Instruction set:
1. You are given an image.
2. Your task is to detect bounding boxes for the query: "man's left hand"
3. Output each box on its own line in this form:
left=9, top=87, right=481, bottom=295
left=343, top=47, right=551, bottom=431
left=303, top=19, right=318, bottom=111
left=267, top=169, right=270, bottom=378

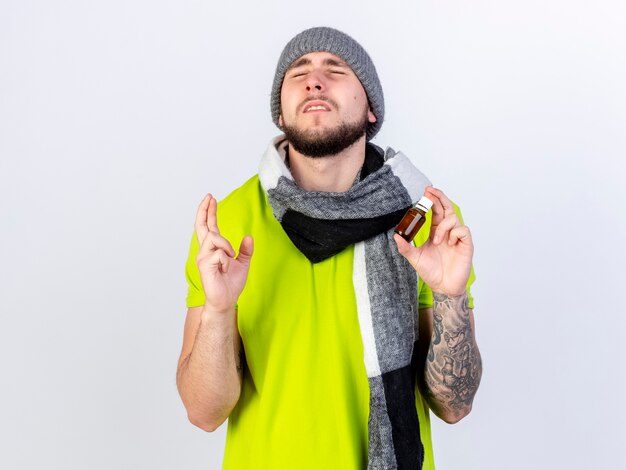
left=394, top=186, right=473, bottom=296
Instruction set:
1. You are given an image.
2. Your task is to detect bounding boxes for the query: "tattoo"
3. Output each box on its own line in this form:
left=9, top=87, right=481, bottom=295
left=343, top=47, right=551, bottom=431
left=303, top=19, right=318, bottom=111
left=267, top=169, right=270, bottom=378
left=424, top=292, right=482, bottom=420
left=428, top=312, right=444, bottom=362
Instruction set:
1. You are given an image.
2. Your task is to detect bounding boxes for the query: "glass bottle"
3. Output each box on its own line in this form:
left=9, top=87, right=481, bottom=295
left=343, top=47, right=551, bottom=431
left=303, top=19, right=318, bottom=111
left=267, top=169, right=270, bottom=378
left=394, top=196, right=433, bottom=243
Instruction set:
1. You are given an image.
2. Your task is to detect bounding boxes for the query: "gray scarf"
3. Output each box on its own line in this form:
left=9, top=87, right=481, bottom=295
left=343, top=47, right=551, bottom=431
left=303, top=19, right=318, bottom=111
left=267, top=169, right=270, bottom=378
left=259, top=136, right=432, bottom=470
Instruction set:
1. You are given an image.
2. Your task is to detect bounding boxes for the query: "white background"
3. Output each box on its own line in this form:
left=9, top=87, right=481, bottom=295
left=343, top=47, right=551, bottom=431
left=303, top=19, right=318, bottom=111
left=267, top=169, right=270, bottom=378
left=1, top=1, right=625, bottom=469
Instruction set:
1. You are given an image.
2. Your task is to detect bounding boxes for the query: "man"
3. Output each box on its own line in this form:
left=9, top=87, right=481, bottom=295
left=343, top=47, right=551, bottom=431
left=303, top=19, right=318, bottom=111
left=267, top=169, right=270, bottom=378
left=177, top=27, right=482, bottom=470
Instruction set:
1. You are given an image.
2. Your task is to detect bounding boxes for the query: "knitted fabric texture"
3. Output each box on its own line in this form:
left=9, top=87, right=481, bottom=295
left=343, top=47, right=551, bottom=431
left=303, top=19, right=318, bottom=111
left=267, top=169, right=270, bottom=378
left=270, top=26, right=384, bottom=141
left=259, top=135, right=432, bottom=469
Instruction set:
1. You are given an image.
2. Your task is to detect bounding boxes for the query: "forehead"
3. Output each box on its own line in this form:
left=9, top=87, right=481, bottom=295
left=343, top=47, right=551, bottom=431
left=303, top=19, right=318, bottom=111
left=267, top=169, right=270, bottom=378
left=287, top=51, right=350, bottom=70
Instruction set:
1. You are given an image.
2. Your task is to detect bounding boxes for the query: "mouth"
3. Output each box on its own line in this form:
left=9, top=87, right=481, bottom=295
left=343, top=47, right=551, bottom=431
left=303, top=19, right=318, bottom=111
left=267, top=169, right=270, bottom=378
left=302, top=100, right=332, bottom=113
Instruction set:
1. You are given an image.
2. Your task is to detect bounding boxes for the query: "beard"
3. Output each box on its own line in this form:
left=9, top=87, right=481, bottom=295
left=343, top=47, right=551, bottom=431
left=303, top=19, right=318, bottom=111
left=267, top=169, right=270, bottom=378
left=281, top=108, right=370, bottom=158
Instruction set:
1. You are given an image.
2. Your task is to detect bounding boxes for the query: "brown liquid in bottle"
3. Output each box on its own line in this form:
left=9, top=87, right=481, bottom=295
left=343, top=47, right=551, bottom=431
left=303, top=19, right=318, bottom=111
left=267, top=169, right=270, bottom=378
left=395, top=208, right=427, bottom=242
left=394, top=196, right=433, bottom=243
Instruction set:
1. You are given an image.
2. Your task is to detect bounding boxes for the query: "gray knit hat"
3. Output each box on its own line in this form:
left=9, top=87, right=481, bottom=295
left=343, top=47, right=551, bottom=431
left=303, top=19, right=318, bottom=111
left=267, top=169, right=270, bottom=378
left=271, top=26, right=384, bottom=141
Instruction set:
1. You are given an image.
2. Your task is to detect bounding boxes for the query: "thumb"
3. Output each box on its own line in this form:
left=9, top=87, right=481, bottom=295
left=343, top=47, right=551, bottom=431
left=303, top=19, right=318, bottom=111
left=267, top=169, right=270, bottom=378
left=393, top=233, right=422, bottom=268
left=236, top=235, right=254, bottom=265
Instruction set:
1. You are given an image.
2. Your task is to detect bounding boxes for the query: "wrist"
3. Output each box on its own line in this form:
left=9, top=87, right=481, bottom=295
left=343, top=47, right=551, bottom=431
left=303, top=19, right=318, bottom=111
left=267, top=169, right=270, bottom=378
left=432, top=291, right=469, bottom=310
left=202, top=304, right=236, bottom=319
left=432, top=291, right=467, bottom=300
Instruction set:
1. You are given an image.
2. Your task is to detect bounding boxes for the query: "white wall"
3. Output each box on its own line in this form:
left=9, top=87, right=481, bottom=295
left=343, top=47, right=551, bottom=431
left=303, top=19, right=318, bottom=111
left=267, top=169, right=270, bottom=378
left=1, top=1, right=624, bottom=468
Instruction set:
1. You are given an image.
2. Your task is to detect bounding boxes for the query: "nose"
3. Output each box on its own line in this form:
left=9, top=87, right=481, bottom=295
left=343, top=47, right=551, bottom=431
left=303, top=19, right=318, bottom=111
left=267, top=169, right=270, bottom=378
left=306, top=82, right=323, bottom=92
left=305, top=70, right=324, bottom=93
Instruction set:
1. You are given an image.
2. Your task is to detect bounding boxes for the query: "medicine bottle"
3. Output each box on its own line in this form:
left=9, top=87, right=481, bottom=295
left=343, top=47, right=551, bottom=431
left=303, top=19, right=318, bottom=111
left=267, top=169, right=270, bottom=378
left=394, top=196, right=433, bottom=243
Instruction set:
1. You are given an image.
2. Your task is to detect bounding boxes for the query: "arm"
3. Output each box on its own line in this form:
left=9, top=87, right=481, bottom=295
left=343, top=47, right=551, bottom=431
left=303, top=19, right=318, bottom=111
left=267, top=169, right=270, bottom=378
left=176, top=305, right=243, bottom=432
left=176, top=194, right=254, bottom=432
left=395, top=186, right=482, bottom=424
left=417, top=301, right=482, bottom=423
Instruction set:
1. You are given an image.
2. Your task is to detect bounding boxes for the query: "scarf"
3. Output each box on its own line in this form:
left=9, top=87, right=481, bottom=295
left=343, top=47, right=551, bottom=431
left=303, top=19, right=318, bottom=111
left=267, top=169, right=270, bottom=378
left=259, top=135, right=432, bottom=470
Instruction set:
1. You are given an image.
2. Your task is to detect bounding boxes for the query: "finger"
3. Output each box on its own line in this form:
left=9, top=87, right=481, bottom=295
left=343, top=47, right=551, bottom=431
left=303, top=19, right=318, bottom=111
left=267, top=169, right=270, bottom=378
left=393, top=233, right=423, bottom=270
left=204, top=248, right=231, bottom=274
left=206, top=231, right=236, bottom=257
left=197, top=230, right=235, bottom=259
left=448, top=226, right=472, bottom=246
left=424, top=187, right=445, bottom=225
left=197, top=248, right=228, bottom=273
left=426, top=187, right=455, bottom=218
left=197, top=231, right=214, bottom=259
left=194, top=194, right=212, bottom=242
left=433, top=213, right=461, bottom=245
left=236, top=236, right=254, bottom=266
left=207, top=196, right=220, bottom=235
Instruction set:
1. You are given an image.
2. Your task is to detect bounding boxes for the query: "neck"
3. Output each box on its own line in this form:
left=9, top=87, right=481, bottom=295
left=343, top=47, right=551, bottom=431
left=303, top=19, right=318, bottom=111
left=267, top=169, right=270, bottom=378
left=286, top=136, right=367, bottom=192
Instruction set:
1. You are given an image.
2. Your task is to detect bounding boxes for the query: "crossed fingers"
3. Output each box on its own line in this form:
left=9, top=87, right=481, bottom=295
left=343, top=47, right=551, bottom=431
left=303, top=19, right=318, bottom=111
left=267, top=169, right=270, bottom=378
left=195, top=194, right=235, bottom=270
left=195, top=194, right=219, bottom=239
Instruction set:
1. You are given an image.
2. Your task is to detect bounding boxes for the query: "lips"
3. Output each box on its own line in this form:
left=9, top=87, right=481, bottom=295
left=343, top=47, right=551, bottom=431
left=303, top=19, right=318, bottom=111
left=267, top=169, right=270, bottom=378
left=302, top=100, right=332, bottom=113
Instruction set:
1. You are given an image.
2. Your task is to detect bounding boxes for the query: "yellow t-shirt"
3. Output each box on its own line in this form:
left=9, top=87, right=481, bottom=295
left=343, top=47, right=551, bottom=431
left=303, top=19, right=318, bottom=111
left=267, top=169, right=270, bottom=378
left=185, top=175, right=475, bottom=470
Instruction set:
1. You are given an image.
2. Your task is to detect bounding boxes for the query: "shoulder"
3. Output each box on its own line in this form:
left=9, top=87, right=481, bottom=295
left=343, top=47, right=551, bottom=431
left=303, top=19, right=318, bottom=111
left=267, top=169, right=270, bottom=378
left=218, top=175, right=267, bottom=217
left=219, top=175, right=262, bottom=207
left=217, top=175, right=273, bottom=240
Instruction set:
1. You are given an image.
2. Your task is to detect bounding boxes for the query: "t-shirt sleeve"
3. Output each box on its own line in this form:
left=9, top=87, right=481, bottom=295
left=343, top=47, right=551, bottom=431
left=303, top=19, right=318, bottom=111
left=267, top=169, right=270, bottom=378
left=185, top=231, right=206, bottom=308
left=417, top=201, right=476, bottom=310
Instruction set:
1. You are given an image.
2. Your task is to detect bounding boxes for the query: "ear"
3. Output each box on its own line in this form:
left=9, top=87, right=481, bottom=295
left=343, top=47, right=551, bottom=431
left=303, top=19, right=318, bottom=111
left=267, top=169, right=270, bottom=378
left=368, top=109, right=377, bottom=124
left=278, top=114, right=284, bottom=127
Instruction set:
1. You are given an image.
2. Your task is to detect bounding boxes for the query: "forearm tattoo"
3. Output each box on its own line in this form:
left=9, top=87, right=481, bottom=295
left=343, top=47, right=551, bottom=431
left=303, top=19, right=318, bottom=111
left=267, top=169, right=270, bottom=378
left=424, top=292, right=482, bottom=420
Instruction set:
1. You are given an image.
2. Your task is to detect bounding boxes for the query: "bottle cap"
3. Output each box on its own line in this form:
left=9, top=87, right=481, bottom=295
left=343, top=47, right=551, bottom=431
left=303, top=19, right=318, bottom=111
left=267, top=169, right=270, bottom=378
left=416, top=196, right=433, bottom=212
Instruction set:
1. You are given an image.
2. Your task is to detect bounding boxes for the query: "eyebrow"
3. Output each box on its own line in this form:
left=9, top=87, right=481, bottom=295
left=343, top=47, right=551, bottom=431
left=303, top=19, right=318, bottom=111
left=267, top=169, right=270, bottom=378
left=287, top=57, right=348, bottom=71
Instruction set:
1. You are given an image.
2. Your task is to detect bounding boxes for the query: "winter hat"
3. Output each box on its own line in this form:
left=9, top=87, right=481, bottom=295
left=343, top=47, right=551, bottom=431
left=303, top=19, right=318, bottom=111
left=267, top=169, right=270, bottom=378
left=270, top=26, right=384, bottom=140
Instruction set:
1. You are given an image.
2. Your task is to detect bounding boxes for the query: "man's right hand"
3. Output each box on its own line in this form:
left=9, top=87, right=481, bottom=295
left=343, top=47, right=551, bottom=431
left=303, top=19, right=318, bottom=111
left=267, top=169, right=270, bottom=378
left=195, top=194, right=254, bottom=314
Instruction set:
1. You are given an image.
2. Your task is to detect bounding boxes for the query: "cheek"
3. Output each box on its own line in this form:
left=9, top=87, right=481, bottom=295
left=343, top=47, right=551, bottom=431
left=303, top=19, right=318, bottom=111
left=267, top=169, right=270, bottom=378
left=280, top=88, right=299, bottom=116
left=279, top=101, right=291, bottom=122
left=349, top=91, right=370, bottom=115
left=279, top=85, right=291, bottom=109
left=350, top=87, right=368, bottom=107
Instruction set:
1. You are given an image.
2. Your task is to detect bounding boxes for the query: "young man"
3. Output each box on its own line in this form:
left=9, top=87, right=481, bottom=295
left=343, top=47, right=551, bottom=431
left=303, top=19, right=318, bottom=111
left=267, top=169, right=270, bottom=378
left=177, top=27, right=482, bottom=470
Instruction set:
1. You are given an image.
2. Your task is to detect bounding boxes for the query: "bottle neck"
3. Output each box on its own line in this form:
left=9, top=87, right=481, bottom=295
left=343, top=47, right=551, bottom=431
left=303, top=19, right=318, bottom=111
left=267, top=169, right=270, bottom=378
left=414, top=202, right=429, bottom=212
